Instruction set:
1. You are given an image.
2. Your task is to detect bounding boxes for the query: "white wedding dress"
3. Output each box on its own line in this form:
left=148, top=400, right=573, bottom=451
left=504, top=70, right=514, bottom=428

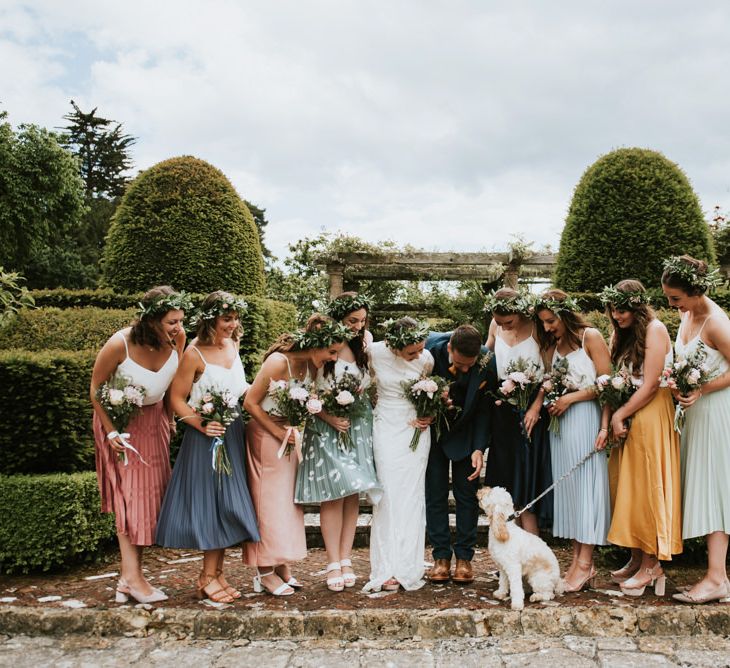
left=363, top=341, right=434, bottom=591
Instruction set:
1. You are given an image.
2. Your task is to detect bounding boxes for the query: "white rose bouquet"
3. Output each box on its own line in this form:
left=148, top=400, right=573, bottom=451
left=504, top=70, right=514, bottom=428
left=267, top=378, right=322, bottom=461
left=400, top=374, right=452, bottom=451
left=318, top=371, right=368, bottom=451
left=96, top=373, right=147, bottom=464
left=660, top=341, right=717, bottom=434
left=193, top=387, right=241, bottom=481
left=595, top=365, right=642, bottom=443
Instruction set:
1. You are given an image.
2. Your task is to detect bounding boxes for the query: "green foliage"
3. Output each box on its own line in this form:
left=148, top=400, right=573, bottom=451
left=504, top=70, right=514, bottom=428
left=555, top=148, right=714, bottom=292
left=0, top=472, right=115, bottom=573
left=102, top=156, right=265, bottom=296
left=583, top=308, right=681, bottom=342
left=0, top=113, right=89, bottom=288
left=709, top=205, right=730, bottom=267
left=0, top=350, right=96, bottom=474
left=0, top=307, right=134, bottom=352
left=244, top=199, right=273, bottom=263
left=60, top=100, right=135, bottom=199
left=29, top=288, right=144, bottom=309
left=0, top=267, right=35, bottom=329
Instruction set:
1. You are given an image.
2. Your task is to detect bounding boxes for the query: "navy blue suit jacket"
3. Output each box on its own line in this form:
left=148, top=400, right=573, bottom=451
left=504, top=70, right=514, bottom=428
left=425, top=331, right=497, bottom=462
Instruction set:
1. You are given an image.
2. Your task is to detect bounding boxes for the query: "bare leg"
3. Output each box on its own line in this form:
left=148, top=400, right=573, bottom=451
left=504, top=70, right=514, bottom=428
left=320, top=498, right=345, bottom=581
left=118, top=533, right=153, bottom=596
left=686, top=531, right=729, bottom=597
left=563, top=542, right=595, bottom=591
left=214, top=550, right=240, bottom=597
left=518, top=510, right=539, bottom=536
left=564, top=539, right=580, bottom=579
left=339, top=494, right=359, bottom=578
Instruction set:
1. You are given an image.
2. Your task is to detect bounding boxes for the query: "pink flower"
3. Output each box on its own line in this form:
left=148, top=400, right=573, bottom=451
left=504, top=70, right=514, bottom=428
left=611, top=376, right=626, bottom=390
left=201, top=402, right=215, bottom=414
left=306, top=398, right=323, bottom=414
left=267, top=379, right=287, bottom=393
left=500, top=378, right=516, bottom=394
left=289, top=387, right=310, bottom=402
left=335, top=390, right=355, bottom=406
left=542, top=379, right=554, bottom=392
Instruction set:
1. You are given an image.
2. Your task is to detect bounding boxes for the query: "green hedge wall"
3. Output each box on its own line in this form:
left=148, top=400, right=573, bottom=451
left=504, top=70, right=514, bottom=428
left=29, top=288, right=142, bottom=310
left=0, top=350, right=96, bottom=474
left=0, top=307, right=135, bottom=352
left=0, top=472, right=115, bottom=573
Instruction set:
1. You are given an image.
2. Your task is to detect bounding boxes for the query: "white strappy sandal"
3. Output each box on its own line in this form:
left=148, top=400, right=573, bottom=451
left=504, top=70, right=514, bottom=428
left=326, top=562, right=345, bottom=592
left=253, top=569, right=294, bottom=596
left=340, top=558, right=357, bottom=588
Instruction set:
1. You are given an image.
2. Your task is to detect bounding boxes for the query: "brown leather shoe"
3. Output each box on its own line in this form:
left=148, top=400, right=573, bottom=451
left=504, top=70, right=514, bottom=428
left=428, top=558, right=452, bottom=583
left=452, top=559, right=474, bottom=584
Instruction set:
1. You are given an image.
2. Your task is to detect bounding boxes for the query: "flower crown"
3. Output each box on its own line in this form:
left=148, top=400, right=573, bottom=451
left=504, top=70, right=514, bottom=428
left=326, top=293, right=372, bottom=322
left=483, top=290, right=534, bottom=318
left=534, top=293, right=580, bottom=317
left=188, top=295, right=248, bottom=329
left=662, top=256, right=723, bottom=293
left=598, top=285, right=651, bottom=310
left=382, top=318, right=430, bottom=349
left=291, top=319, right=355, bottom=350
left=137, top=291, right=193, bottom=319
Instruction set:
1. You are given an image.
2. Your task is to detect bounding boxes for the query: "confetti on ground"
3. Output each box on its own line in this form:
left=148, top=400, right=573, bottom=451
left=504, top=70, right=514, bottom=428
left=61, top=599, right=87, bottom=609
left=37, top=595, right=62, bottom=602
left=0, top=597, right=17, bottom=603
left=83, top=572, right=119, bottom=581
left=199, top=598, right=232, bottom=609
left=165, top=556, right=203, bottom=564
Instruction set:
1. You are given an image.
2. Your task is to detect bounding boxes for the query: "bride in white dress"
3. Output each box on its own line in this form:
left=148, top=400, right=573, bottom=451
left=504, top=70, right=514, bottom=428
left=363, top=318, right=434, bottom=592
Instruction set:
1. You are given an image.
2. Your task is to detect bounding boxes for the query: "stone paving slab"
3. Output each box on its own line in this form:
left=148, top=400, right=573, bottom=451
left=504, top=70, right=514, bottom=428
left=3, top=634, right=730, bottom=667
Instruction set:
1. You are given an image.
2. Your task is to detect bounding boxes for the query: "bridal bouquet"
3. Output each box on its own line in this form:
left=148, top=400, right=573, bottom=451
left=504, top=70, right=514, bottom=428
left=541, top=356, right=579, bottom=435
left=318, top=371, right=368, bottom=451
left=267, top=378, right=322, bottom=461
left=401, top=375, right=451, bottom=451
left=595, top=366, right=642, bottom=443
left=493, top=357, right=543, bottom=412
left=660, top=342, right=716, bottom=434
left=97, top=373, right=147, bottom=464
left=194, top=387, right=240, bottom=481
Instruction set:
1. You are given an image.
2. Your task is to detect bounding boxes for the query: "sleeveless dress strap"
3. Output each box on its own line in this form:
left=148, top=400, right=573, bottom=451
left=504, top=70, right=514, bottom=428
left=191, top=346, right=207, bottom=365
left=581, top=328, right=588, bottom=348
left=696, top=316, right=711, bottom=339
left=116, top=331, right=130, bottom=358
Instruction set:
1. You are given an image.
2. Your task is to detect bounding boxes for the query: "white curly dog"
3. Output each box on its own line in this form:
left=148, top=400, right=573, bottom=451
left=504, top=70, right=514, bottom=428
left=477, top=486, right=563, bottom=610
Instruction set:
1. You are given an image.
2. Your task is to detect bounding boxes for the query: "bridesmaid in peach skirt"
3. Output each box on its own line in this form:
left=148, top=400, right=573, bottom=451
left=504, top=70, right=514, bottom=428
left=243, top=315, right=351, bottom=596
left=90, top=286, right=188, bottom=604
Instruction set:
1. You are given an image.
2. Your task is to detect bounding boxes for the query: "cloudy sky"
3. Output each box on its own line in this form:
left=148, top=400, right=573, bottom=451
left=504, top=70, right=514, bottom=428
left=2, top=1, right=730, bottom=260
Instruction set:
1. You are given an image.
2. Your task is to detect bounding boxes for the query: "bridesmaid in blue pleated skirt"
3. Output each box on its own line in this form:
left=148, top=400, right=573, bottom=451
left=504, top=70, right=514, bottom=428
left=535, top=289, right=612, bottom=592
left=156, top=292, right=259, bottom=603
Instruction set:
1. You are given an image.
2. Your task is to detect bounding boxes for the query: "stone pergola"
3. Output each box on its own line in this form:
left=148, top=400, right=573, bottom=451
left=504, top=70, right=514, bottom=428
left=322, top=251, right=557, bottom=298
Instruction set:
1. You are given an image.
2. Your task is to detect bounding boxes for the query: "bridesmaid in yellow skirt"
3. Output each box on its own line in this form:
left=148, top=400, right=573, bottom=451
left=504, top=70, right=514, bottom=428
left=600, top=280, right=682, bottom=597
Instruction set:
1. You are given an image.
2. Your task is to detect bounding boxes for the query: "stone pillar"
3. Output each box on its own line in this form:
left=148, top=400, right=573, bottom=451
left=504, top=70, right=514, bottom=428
left=327, top=263, right=345, bottom=298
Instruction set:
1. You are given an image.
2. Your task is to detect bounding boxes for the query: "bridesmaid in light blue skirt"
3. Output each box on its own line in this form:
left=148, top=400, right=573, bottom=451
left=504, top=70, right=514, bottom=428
left=535, top=290, right=612, bottom=592
left=662, top=256, right=730, bottom=604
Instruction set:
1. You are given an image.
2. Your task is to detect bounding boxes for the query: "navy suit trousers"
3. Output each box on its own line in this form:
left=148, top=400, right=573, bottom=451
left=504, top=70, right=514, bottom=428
left=425, top=443, right=480, bottom=561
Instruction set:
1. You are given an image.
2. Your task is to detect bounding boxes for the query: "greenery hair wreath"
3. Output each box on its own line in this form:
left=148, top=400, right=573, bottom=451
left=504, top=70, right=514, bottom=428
left=137, top=291, right=193, bottom=319
left=326, top=293, right=372, bottom=322
left=662, top=256, right=723, bottom=293
left=483, top=290, right=534, bottom=318
left=598, top=285, right=651, bottom=310
left=291, top=319, right=355, bottom=351
left=533, top=294, right=580, bottom=317
left=188, top=295, right=248, bottom=329
left=382, top=318, right=430, bottom=349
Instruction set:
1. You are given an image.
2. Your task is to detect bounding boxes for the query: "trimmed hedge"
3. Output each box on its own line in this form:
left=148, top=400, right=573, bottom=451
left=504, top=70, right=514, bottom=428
left=0, top=307, right=134, bottom=352
left=29, top=288, right=141, bottom=310
left=555, top=148, right=714, bottom=292
left=0, top=472, right=115, bottom=573
left=102, top=156, right=266, bottom=296
left=0, top=350, right=96, bottom=474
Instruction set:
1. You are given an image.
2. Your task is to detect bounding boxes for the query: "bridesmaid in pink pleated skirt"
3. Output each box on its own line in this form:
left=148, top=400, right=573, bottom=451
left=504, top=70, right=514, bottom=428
left=90, top=286, right=188, bottom=604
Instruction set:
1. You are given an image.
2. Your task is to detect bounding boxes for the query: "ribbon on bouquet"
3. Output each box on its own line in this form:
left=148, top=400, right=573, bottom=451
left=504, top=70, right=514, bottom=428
left=277, top=425, right=303, bottom=463
left=210, top=436, right=224, bottom=471
left=108, top=430, right=148, bottom=466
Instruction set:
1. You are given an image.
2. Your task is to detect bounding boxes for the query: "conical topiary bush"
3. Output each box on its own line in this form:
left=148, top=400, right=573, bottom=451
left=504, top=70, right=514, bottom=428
left=555, top=148, right=713, bottom=292
left=101, top=156, right=265, bottom=295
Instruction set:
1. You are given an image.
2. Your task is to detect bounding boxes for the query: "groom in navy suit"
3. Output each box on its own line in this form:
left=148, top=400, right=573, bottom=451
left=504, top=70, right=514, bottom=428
left=425, top=325, right=496, bottom=584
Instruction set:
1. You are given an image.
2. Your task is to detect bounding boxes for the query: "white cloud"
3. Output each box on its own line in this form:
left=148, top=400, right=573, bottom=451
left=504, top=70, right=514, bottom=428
left=2, top=0, right=730, bottom=259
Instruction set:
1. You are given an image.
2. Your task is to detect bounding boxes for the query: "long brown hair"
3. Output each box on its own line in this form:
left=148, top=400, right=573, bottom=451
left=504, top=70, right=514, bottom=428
left=535, top=289, right=590, bottom=353
left=130, top=286, right=177, bottom=349
left=607, top=279, right=655, bottom=371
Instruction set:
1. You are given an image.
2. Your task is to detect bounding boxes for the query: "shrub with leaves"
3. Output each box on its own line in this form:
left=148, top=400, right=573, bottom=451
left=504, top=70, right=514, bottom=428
left=0, top=267, right=35, bottom=329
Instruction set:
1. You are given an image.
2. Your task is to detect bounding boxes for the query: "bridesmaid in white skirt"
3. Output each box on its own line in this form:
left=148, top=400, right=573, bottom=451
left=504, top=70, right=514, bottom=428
left=662, top=255, right=730, bottom=604
left=535, top=289, right=612, bottom=592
